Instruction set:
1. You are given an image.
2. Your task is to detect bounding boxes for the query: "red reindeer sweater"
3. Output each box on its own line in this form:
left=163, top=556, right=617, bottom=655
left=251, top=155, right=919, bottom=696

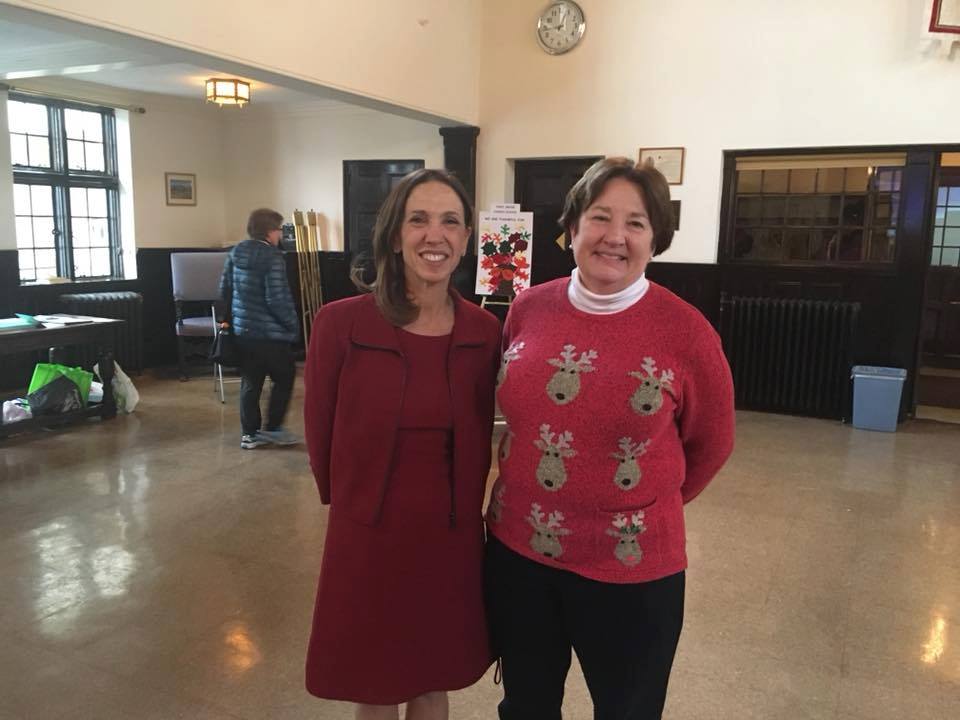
left=487, top=278, right=735, bottom=583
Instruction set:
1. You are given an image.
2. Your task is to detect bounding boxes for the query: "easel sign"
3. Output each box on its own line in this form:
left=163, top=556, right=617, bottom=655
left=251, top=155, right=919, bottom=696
left=475, top=206, right=534, bottom=299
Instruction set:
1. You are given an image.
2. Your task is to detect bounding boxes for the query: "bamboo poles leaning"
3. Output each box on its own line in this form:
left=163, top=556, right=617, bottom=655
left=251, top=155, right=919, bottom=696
left=292, top=209, right=324, bottom=344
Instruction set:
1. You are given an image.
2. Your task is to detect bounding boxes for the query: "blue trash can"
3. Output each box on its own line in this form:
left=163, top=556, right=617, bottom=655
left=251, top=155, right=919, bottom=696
left=851, top=366, right=907, bottom=432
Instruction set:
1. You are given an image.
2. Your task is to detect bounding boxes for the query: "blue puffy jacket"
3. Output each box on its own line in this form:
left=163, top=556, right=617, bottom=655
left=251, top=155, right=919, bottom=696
left=220, top=239, right=299, bottom=343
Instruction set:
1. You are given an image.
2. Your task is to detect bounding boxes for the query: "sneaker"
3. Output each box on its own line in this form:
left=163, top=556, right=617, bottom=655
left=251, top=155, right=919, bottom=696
left=258, top=427, right=301, bottom=446
left=241, top=433, right=269, bottom=449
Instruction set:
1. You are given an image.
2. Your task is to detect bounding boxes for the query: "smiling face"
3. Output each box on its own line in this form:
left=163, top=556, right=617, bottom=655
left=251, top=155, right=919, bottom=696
left=569, top=176, right=656, bottom=295
left=396, top=181, right=470, bottom=291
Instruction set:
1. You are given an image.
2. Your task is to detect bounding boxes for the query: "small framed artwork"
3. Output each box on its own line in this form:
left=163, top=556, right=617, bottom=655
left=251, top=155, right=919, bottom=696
left=639, top=147, right=685, bottom=185
left=930, top=0, right=960, bottom=33
left=165, top=172, right=196, bottom=206
left=671, top=200, right=681, bottom=231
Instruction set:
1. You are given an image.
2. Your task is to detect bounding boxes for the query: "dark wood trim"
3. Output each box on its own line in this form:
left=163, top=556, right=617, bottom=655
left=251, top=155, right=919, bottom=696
left=439, top=126, right=480, bottom=208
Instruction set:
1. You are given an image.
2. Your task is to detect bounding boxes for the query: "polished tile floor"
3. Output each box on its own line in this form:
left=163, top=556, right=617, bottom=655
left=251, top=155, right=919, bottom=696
left=1, top=373, right=958, bottom=719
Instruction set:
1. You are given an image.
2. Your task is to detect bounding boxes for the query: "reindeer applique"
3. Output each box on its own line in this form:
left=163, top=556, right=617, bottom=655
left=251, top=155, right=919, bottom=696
left=534, top=424, right=576, bottom=491
left=546, top=344, right=598, bottom=404
left=527, top=503, right=572, bottom=559
left=628, top=357, right=675, bottom=415
left=497, top=341, right=525, bottom=389
left=498, top=427, right=515, bottom=463
left=605, top=511, right=647, bottom=566
left=610, top=437, right=652, bottom=490
left=487, top=479, right=506, bottom=523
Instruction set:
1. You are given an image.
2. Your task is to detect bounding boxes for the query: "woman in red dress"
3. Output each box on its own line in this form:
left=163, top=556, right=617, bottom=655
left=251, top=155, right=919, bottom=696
left=303, top=169, right=500, bottom=720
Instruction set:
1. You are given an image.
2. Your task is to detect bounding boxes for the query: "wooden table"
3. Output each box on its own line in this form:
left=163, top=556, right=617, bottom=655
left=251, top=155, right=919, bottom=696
left=0, top=316, right=124, bottom=439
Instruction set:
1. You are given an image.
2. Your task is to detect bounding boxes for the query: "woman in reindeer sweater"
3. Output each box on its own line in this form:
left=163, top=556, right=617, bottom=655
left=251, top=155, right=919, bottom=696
left=486, top=157, right=735, bottom=720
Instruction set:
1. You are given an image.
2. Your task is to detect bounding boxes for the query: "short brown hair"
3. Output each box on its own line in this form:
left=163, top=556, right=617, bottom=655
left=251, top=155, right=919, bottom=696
left=247, top=208, right=284, bottom=241
left=353, top=168, right=473, bottom=327
left=558, top=157, right=674, bottom=255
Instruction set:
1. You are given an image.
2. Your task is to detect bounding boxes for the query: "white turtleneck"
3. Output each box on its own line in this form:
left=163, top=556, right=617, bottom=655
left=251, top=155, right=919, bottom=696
left=567, top=267, right=649, bottom=314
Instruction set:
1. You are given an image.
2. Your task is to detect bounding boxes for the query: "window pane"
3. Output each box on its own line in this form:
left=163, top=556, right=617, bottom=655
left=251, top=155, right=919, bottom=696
left=845, top=167, right=869, bottom=192
left=15, top=217, right=34, bottom=248
left=27, top=135, right=50, bottom=167
left=67, top=139, right=86, bottom=170
left=90, top=248, right=111, bottom=276
left=30, top=185, right=53, bottom=217
left=874, top=194, right=898, bottom=225
left=811, top=230, right=833, bottom=261
left=10, top=133, right=28, bottom=165
left=70, top=187, right=88, bottom=216
left=941, top=247, right=960, bottom=266
left=736, top=196, right=763, bottom=224
left=34, top=249, right=57, bottom=270
left=948, top=187, right=960, bottom=207
left=71, top=219, right=90, bottom=248
left=32, top=217, right=55, bottom=247
left=838, top=229, right=864, bottom=261
left=842, top=195, right=866, bottom=226
left=786, top=196, right=815, bottom=225
left=789, top=169, right=817, bottom=193
left=18, top=250, right=35, bottom=270
left=762, top=170, right=789, bottom=193
left=873, top=168, right=901, bottom=192
left=935, top=205, right=946, bottom=225
left=932, top=227, right=944, bottom=247
left=64, top=108, right=103, bottom=142
left=735, top=228, right=783, bottom=261
left=944, top=228, right=960, bottom=247
left=73, top=248, right=91, bottom=277
left=818, top=168, right=845, bottom=193
left=813, top=195, right=841, bottom=225
left=13, top=184, right=31, bottom=214
left=762, top=196, right=786, bottom=224
left=869, top=229, right=895, bottom=262
left=938, top=186, right=950, bottom=205
left=785, top=230, right=811, bottom=260
left=8, top=100, right=48, bottom=134
left=87, top=188, right=107, bottom=217
left=945, top=208, right=960, bottom=226
left=84, top=142, right=105, bottom=172
left=737, top=170, right=762, bottom=193
left=89, top=219, right=109, bottom=246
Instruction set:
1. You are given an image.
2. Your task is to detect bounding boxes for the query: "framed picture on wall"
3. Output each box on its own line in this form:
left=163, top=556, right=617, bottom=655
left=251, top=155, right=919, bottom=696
left=639, top=147, right=685, bottom=185
left=165, top=172, right=197, bottom=206
left=931, top=0, right=960, bottom=32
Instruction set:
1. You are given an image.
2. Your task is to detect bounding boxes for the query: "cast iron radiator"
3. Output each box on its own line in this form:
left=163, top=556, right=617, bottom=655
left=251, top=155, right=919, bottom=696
left=58, top=291, right=144, bottom=373
left=718, top=294, right=860, bottom=419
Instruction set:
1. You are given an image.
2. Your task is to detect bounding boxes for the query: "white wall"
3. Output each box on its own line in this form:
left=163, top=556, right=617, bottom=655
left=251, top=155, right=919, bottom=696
left=477, top=0, right=960, bottom=264
left=128, top=100, right=228, bottom=248
left=0, top=89, right=15, bottom=251
left=222, top=105, right=444, bottom=249
left=4, top=0, right=482, bottom=125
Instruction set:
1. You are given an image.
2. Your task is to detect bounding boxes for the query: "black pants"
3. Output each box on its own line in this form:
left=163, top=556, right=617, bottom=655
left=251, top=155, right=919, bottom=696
left=485, top=536, right=685, bottom=720
left=236, top=338, right=295, bottom=436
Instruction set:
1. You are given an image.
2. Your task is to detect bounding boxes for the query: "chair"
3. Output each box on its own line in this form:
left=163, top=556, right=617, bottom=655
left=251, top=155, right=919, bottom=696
left=170, top=251, right=236, bottom=402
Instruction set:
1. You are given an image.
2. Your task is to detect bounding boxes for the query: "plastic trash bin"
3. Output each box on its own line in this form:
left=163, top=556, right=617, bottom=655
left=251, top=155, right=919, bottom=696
left=851, top=366, right=907, bottom=432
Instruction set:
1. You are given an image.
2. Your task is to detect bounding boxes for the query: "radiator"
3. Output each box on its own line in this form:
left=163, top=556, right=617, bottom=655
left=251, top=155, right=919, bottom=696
left=719, top=294, right=860, bottom=419
left=58, top=291, right=144, bottom=373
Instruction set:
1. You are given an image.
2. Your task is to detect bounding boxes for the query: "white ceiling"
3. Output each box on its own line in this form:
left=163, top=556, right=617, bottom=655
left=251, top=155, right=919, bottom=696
left=0, top=16, right=343, bottom=108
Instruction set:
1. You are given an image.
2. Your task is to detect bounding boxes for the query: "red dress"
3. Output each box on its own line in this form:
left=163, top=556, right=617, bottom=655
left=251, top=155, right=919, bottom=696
left=305, top=329, right=492, bottom=704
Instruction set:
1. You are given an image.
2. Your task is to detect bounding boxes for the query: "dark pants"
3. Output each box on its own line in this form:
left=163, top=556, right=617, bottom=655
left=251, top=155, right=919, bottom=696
left=485, top=536, right=685, bottom=720
left=236, top=338, right=295, bottom=436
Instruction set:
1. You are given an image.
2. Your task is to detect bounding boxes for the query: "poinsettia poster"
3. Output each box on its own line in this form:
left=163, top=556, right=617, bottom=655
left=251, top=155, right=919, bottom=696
left=475, top=210, right=534, bottom=297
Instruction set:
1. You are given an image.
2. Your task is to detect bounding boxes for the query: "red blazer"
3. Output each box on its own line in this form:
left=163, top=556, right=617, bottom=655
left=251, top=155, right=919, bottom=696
left=303, top=292, right=501, bottom=526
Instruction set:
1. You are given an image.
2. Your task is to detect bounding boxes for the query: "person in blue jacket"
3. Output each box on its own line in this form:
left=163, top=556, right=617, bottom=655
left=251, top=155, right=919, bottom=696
left=220, top=208, right=301, bottom=449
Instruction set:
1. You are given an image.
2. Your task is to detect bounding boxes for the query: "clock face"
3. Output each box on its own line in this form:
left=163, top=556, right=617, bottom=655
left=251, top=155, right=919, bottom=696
left=537, top=0, right=585, bottom=55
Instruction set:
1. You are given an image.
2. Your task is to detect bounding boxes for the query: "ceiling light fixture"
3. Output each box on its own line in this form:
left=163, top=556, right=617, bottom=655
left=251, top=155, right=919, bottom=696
left=205, top=78, right=250, bottom=107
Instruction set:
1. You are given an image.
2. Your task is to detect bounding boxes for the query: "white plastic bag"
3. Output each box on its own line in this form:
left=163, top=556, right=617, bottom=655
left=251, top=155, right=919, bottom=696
left=88, top=381, right=104, bottom=404
left=93, top=361, right=140, bottom=413
left=2, top=399, right=32, bottom=424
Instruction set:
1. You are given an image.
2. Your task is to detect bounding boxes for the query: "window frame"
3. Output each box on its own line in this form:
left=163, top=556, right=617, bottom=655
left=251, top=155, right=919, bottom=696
left=9, top=93, right=123, bottom=283
left=719, top=150, right=906, bottom=271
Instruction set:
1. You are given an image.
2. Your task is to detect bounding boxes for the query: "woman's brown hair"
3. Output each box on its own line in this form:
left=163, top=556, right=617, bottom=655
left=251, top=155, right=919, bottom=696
left=352, top=168, right=473, bottom=326
left=247, top=208, right=284, bottom=241
left=558, top=157, right=674, bottom=255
